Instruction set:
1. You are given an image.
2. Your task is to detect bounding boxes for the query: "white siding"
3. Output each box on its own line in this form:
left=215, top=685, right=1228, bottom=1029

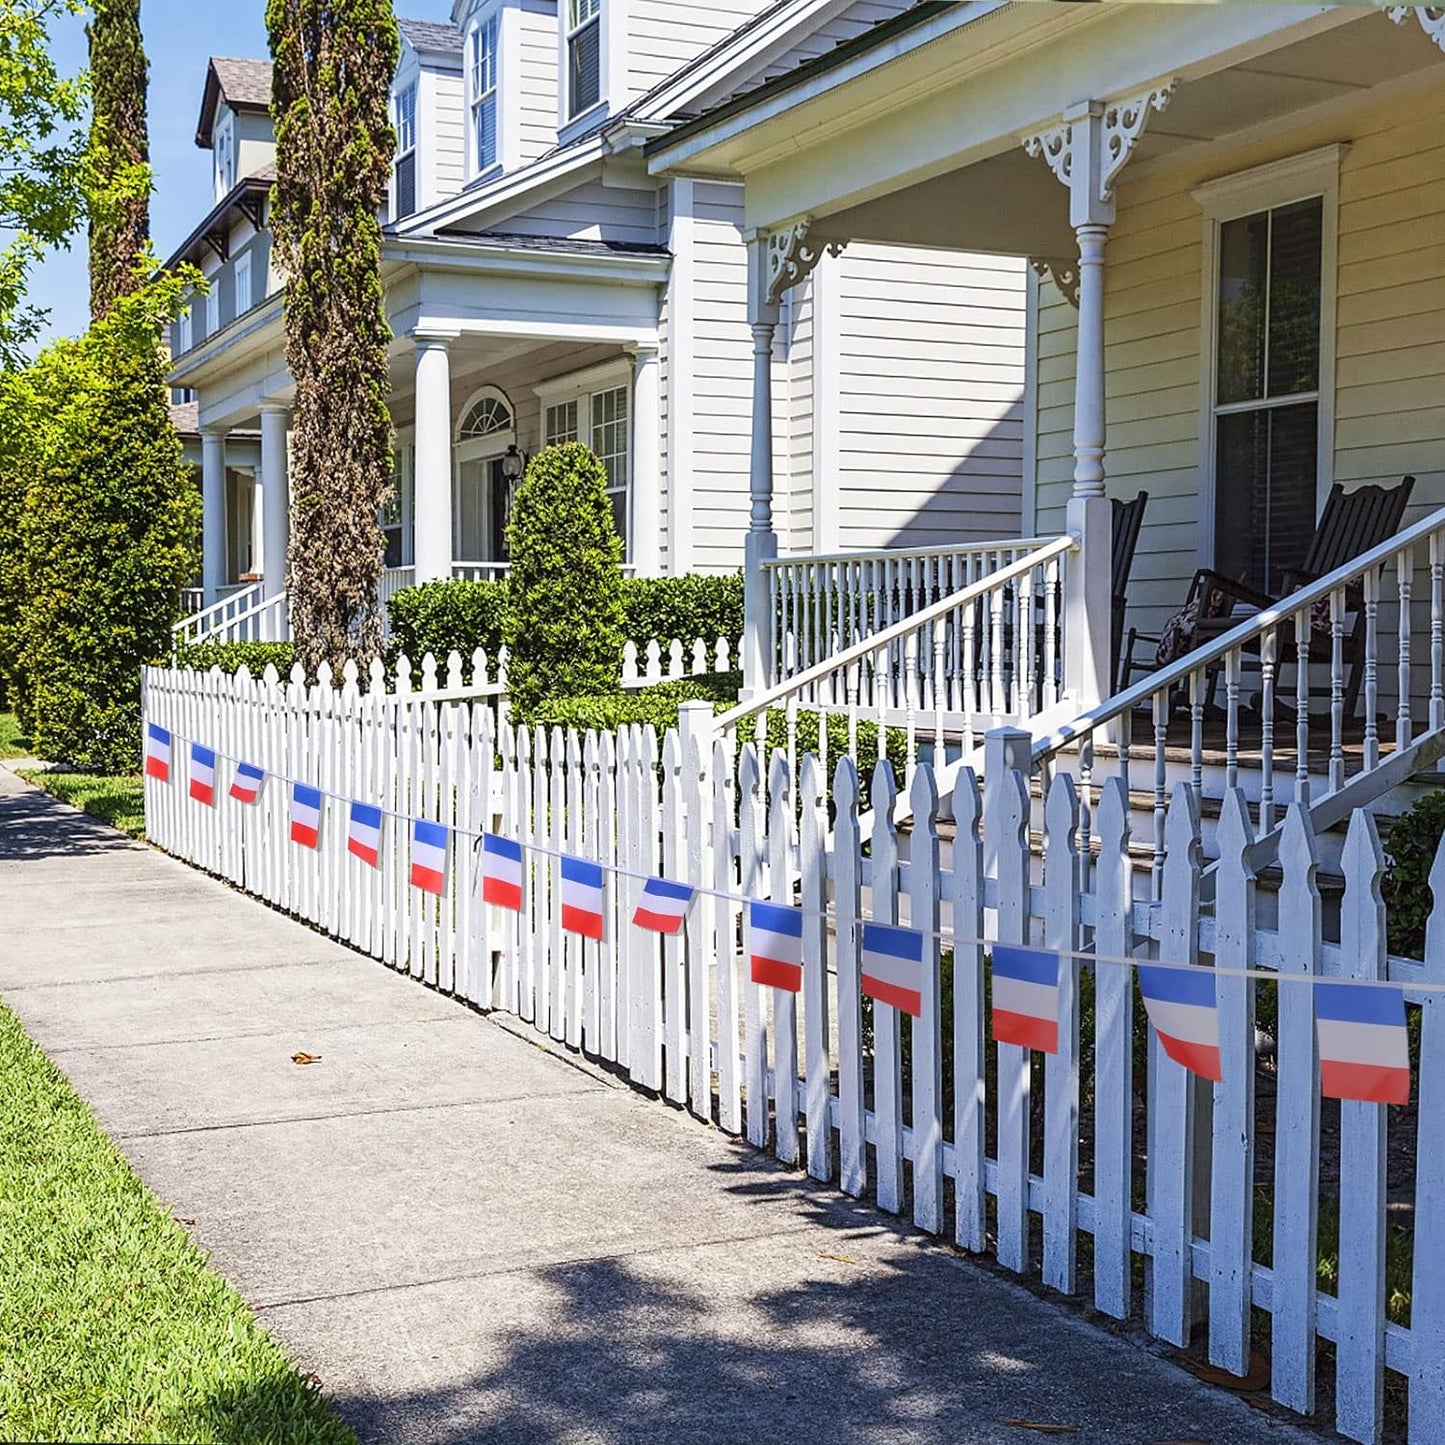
left=518, top=5, right=559, bottom=164
left=430, top=68, right=467, bottom=203
left=786, top=270, right=816, bottom=554
left=476, top=178, right=662, bottom=246
left=834, top=244, right=1026, bottom=550
left=627, top=0, right=775, bottom=103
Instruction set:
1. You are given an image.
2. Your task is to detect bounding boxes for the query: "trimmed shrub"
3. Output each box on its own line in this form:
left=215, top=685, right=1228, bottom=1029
left=387, top=579, right=506, bottom=664
left=503, top=443, right=624, bottom=714
left=623, top=573, right=742, bottom=646
left=172, top=641, right=297, bottom=677
left=528, top=675, right=741, bottom=734
left=1383, top=791, right=1445, bottom=960
left=12, top=277, right=199, bottom=771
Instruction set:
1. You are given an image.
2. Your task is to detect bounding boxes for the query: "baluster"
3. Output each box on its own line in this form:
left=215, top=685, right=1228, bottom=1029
left=1433, top=533, right=1444, bottom=730
left=932, top=621, right=947, bottom=764
left=1329, top=587, right=1345, bottom=794
left=990, top=579, right=1006, bottom=717
left=847, top=658, right=860, bottom=763
left=874, top=645, right=888, bottom=762
left=1020, top=558, right=1035, bottom=715
left=1189, top=668, right=1204, bottom=799
left=904, top=631, right=920, bottom=782
left=1078, top=731, right=1094, bottom=894
left=1152, top=688, right=1168, bottom=898
left=1045, top=554, right=1060, bottom=707
left=1397, top=545, right=1413, bottom=752
left=1364, top=565, right=1380, bottom=772
left=1224, top=647, right=1240, bottom=794
left=1296, top=605, right=1312, bottom=808
left=1260, top=629, right=1277, bottom=836
left=962, top=587, right=978, bottom=731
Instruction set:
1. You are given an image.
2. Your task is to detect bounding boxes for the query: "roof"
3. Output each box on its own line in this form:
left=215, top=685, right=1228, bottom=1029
left=169, top=401, right=199, bottom=440
left=432, top=230, right=671, bottom=258
left=196, top=57, right=274, bottom=148
left=162, top=172, right=273, bottom=273
left=398, top=17, right=463, bottom=54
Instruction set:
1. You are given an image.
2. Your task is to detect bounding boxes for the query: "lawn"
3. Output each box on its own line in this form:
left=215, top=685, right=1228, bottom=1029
left=0, top=1002, right=357, bottom=1444
left=0, top=710, right=29, bottom=759
left=18, top=769, right=146, bottom=839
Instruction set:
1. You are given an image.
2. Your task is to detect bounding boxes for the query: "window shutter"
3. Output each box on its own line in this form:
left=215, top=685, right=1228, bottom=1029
left=396, top=153, right=416, bottom=220
left=569, top=19, right=601, bottom=116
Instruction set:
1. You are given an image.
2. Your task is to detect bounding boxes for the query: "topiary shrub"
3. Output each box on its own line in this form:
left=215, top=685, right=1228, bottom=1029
left=172, top=641, right=296, bottom=677
left=387, top=579, right=506, bottom=664
left=1383, top=791, right=1445, bottom=960
left=503, top=442, right=624, bottom=714
left=623, top=573, right=742, bottom=645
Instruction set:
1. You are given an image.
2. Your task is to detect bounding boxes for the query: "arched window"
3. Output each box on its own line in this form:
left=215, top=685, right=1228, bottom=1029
left=457, top=387, right=514, bottom=441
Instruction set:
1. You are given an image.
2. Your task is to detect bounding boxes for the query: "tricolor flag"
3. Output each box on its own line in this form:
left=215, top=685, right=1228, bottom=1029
left=1315, top=980, right=1411, bottom=1105
left=749, top=901, right=803, bottom=992
left=861, top=922, right=925, bottom=1017
left=188, top=743, right=216, bottom=806
left=229, top=761, right=265, bottom=805
left=633, top=877, right=696, bottom=935
left=559, top=855, right=606, bottom=940
left=290, top=783, right=323, bottom=849
left=347, top=801, right=383, bottom=868
left=991, top=945, right=1061, bottom=1054
left=144, top=723, right=172, bottom=782
left=1137, top=963, right=1222, bottom=1082
left=480, top=834, right=523, bottom=911
left=411, top=819, right=448, bottom=895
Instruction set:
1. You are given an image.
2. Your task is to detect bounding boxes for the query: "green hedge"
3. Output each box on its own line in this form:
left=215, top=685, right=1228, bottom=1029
left=1383, top=791, right=1445, bottom=960
left=622, top=574, right=742, bottom=647
left=171, top=641, right=297, bottom=677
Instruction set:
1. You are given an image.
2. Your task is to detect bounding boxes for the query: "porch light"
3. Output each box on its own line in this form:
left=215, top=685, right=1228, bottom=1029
left=501, top=444, right=526, bottom=482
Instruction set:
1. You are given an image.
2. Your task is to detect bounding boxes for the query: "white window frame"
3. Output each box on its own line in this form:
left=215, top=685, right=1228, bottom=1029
left=559, top=0, right=623, bottom=138
left=393, top=80, right=418, bottom=219
left=233, top=251, right=253, bottom=317
left=468, top=10, right=503, bottom=180
left=205, top=281, right=220, bottom=339
left=177, top=306, right=192, bottom=355
left=1192, top=144, right=1344, bottom=572
left=215, top=114, right=235, bottom=197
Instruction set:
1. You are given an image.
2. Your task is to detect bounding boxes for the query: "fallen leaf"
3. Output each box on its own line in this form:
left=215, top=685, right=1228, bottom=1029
left=174, top=1216, right=196, bottom=1226
left=819, top=1252, right=855, bottom=1265
left=1002, top=1424, right=1078, bottom=1436
left=291, top=1052, right=321, bottom=1065
left=303, top=1372, right=323, bottom=1388
left=1173, top=1350, right=1270, bottom=1392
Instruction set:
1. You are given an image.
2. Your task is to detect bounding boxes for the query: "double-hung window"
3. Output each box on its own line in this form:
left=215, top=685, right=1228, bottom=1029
left=567, top=0, right=601, bottom=118
left=470, top=15, right=500, bottom=175
left=542, top=379, right=630, bottom=551
left=234, top=251, right=253, bottom=316
left=394, top=83, right=417, bottom=219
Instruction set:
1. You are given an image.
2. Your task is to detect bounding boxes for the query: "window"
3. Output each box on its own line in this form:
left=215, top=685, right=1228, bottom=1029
left=459, top=390, right=514, bottom=441
left=394, top=83, right=417, bottom=219
left=205, top=284, right=220, bottom=339
left=234, top=252, right=253, bottom=316
left=544, top=400, right=578, bottom=445
left=215, top=119, right=235, bottom=195
left=470, top=16, right=500, bottom=174
left=539, top=375, right=630, bottom=551
left=177, top=307, right=192, bottom=355
left=382, top=445, right=412, bottom=569
left=566, top=0, right=601, bottom=118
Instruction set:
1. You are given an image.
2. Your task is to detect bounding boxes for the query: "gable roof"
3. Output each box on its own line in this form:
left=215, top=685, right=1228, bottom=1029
left=196, top=57, right=274, bottom=148
left=398, top=17, right=464, bottom=55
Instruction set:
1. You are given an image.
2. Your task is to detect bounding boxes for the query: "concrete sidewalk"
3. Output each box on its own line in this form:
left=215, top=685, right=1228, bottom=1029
left=0, top=768, right=1314, bottom=1445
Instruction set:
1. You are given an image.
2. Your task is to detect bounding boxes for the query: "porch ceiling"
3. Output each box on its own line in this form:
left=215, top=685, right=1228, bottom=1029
left=703, top=6, right=1445, bottom=259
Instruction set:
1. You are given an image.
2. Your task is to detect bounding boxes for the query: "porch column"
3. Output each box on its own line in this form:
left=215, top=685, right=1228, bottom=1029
left=259, top=404, right=290, bottom=609
left=628, top=341, right=662, bottom=576
left=413, top=330, right=457, bottom=584
left=743, top=232, right=779, bottom=698
left=200, top=429, right=227, bottom=606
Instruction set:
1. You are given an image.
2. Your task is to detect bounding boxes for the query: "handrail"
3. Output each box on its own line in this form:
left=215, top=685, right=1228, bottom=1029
left=761, top=536, right=1052, bottom=569
left=1030, top=502, right=1445, bottom=767
left=175, top=589, right=287, bottom=648
left=172, top=582, right=264, bottom=641
left=717, top=533, right=1077, bottom=733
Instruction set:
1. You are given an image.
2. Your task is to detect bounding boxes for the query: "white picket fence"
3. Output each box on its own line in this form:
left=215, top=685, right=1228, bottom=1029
left=142, top=662, right=1445, bottom=1444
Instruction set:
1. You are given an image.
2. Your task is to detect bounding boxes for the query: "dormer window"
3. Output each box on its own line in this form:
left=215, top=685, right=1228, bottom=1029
left=469, top=14, right=500, bottom=175
left=394, top=83, right=417, bottom=218
left=567, top=0, right=601, bottom=118
left=215, top=117, right=235, bottom=195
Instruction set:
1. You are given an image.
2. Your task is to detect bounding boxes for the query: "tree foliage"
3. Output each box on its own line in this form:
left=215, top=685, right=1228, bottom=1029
left=87, top=0, right=150, bottom=320
left=503, top=443, right=625, bottom=715
left=5, top=273, right=199, bottom=771
left=267, top=0, right=399, bottom=678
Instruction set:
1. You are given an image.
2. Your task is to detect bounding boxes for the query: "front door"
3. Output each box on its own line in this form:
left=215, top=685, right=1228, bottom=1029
left=455, top=456, right=510, bottom=564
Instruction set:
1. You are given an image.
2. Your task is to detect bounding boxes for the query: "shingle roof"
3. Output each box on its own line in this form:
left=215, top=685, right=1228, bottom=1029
left=436, top=230, right=671, bottom=258
left=169, top=401, right=199, bottom=439
left=398, top=17, right=463, bottom=54
left=210, top=57, right=274, bottom=110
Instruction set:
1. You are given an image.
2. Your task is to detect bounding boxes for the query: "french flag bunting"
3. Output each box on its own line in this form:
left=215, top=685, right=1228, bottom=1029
left=144, top=723, right=172, bottom=783
left=229, top=761, right=265, bottom=805
left=481, top=834, right=524, bottom=911
left=749, top=901, right=803, bottom=993
left=411, top=819, right=448, bottom=895
left=290, top=783, right=323, bottom=849
left=1315, top=980, right=1411, bottom=1106
left=991, top=945, right=1060, bottom=1054
left=560, top=855, right=606, bottom=940
left=188, top=743, right=216, bottom=806
left=347, top=801, right=383, bottom=868
left=633, top=877, right=696, bottom=935
left=861, top=922, right=925, bottom=1017
left=1137, top=964, right=1222, bottom=1082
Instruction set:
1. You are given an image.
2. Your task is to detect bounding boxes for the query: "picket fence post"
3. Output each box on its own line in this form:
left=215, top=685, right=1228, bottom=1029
left=712, top=738, right=742, bottom=1135
left=800, top=751, right=832, bottom=1182
left=951, top=767, right=987, bottom=1252
left=833, top=757, right=866, bottom=1196
left=740, top=743, right=768, bottom=1147
left=768, top=749, right=800, bottom=1165
left=871, top=757, right=903, bottom=1214
left=910, top=763, right=943, bottom=1235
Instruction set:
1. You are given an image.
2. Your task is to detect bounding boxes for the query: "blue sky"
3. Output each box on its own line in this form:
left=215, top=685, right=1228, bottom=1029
left=30, top=0, right=455, bottom=349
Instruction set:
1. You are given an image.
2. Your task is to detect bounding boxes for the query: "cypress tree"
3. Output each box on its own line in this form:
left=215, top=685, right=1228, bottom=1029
left=267, top=0, right=399, bottom=677
left=87, top=0, right=150, bottom=320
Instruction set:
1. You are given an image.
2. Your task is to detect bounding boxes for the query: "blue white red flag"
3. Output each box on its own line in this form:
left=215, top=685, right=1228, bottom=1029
left=991, top=945, right=1060, bottom=1054
left=144, top=723, right=172, bottom=783
left=481, top=834, right=523, bottom=911
left=560, top=855, right=606, bottom=939
left=229, top=761, right=265, bottom=805
left=1315, top=980, right=1411, bottom=1105
left=633, top=877, right=696, bottom=934
left=411, top=819, right=448, bottom=895
left=749, top=901, right=803, bottom=992
left=1137, top=963, right=1222, bottom=1082
left=188, top=743, right=216, bottom=806
left=347, top=801, right=383, bottom=868
left=290, top=783, right=323, bottom=849
left=861, top=922, right=925, bottom=1017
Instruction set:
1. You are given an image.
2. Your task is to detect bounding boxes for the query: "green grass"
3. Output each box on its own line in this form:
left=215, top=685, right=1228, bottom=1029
left=0, top=711, right=30, bottom=760
left=18, top=769, right=146, bottom=840
left=0, top=1002, right=357, bottom=1444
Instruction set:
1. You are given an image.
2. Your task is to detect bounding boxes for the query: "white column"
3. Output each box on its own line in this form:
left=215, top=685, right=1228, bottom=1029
left=413, top=331, right=456, bottom=584
left=201, top=429, right=227, bottom=605
left=260, top=405, right=290, bottom=600
left=666, top=178, right=696, bottom=574
left=743, top=234, right=780, bottom=698
left=628, top=342, right=662, bottom=576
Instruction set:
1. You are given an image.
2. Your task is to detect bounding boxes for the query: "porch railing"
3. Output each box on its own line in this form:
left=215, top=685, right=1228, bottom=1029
left=1032, top=502, right=1445, bottom=893
left=172, top=583, right=264, bottom=648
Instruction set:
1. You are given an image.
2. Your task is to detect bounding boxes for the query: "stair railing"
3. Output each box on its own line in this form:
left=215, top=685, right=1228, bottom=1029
left=171, top=582, right=265, bottom=648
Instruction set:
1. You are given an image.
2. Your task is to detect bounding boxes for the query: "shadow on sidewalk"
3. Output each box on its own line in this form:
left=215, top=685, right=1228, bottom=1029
left=0, top=778, right=136, bottom=864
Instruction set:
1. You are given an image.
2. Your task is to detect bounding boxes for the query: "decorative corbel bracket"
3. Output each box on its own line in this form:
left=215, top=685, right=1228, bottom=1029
left=1030, top=258, right=1080, bottom=309
left=1023, top=81, right=1177, bottom=227
left=766, top=218, right=847, bottom=304
left=1387, top=6, right=1445, bottom=54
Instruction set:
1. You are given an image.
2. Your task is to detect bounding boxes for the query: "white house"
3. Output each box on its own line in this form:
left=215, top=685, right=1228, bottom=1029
left=168, top=1, right=1031, bottom=641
